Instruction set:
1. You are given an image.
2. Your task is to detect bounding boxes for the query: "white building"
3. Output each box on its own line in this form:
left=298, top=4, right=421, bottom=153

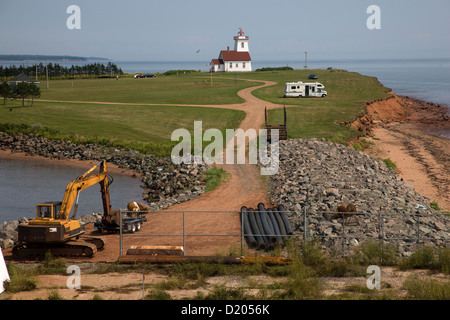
left=210, top=29, right=252, bottom=72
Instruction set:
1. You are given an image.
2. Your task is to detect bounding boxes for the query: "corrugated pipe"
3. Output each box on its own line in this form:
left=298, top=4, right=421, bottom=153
left=240, top=203, right=293, bottom=251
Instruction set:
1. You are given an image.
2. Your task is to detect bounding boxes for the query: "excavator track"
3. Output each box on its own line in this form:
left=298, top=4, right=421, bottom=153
left=12, top=241, right=98, bottom=260
left=80, top=236, right=105, bottom=251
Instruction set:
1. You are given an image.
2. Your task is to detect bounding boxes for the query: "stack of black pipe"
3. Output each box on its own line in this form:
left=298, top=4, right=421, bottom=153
left=240, top=203, right=293, bottom=251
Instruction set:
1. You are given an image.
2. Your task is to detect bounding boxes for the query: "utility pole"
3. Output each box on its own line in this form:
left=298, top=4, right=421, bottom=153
left=46, top=61, right=49, bottom=89
left=304, top=52, right=308, bottom=69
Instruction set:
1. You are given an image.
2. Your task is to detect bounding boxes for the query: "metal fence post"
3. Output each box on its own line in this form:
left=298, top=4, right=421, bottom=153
left=342, top=214, right=345, bottom=251
left=183, top=211, right=186, bottom=256
left=240, top=209, right=244, bottom=256
left=119, top=209, right=123, bottom=256
left=379, top=211, right=384, bottom=265
left=303, top=207, right=307, bottom=242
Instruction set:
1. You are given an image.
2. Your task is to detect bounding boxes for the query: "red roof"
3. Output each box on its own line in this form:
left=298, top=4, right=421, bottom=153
left=211, top=59, right=224, bottom=65
left=219, top=50, right=251, bottom=62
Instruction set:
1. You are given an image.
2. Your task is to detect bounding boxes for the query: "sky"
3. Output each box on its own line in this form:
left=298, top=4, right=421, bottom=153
left=1, top=0, right=449, bottom=62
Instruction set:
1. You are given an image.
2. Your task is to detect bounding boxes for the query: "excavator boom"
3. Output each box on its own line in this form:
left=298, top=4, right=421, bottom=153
left=58, top=160, right=111, bottom=219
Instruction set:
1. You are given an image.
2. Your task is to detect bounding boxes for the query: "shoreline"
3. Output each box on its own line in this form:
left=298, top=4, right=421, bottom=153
left=353, top=93, right=450, bottom=211
left=0, top=149, right=141, bottom=178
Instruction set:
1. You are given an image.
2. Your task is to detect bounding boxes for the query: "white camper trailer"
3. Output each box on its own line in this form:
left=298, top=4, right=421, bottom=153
left=284, top=81, right=327, bottom=98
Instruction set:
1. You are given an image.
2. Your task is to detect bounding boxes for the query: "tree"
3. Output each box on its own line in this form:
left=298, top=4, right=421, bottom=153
left=12, top=82, right=40, bottom=107
left=12, top=82, right=29, bottom=107
left=28, top=83, right=41, bottom=106
left=0, top=81, right=11, bottom=105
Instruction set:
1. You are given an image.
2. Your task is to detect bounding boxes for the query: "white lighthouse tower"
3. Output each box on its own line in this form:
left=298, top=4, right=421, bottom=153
left=210, top=28, right=252, bottom=72
left=234, top=28, right=249, bottom=52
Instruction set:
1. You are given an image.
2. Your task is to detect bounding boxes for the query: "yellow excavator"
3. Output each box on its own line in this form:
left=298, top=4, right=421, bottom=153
left=13, top=160, right=113, bottom=259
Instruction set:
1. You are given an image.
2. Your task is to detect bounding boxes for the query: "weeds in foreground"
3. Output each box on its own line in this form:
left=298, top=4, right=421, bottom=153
left=398, top=245, right=450, bottom=274
left=39, top=251, right=67, bottom=274
left=404, top=276, right=450, bottom=300
left=3, top=264, right=38, bottom=293
left=4, top=242, right=449, bottom=300
left=145, top=288, right=172, bottom=300
left=351, top=239, right=399, bottom=266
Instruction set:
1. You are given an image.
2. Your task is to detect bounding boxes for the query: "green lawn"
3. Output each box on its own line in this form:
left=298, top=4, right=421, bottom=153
left=238, top=68, right=392, bottom=142
left=0, top=69, right=392, bottom=155
left=0, top=101, right=245, bottom=155
left=38, top=74, right=260, bottom=105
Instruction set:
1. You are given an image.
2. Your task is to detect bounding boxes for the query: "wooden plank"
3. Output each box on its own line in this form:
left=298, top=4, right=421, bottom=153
left=126, top=245, right=184, bottom=256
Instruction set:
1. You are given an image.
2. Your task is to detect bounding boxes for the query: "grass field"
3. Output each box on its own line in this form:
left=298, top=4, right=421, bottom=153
left=37, top=74, right=260, bottom=105
left=241, top=68, right=392, bottom=142
left=0, top=69, right=391, bottom=155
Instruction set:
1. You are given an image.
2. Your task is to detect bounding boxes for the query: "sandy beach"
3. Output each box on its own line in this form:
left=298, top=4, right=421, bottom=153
left=352, top=94, right=450, bottom=211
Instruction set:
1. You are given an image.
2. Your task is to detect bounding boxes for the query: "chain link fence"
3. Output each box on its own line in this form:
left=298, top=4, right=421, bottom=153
left=118, top=209, right=450, bottom=256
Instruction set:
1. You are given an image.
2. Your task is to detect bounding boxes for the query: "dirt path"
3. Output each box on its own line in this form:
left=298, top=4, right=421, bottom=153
left=25, top=79, right=282, bottom=263
left=2, top=79, right=283, bottom=263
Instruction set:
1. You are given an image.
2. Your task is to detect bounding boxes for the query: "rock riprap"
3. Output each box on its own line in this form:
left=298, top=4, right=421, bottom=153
left=267, top=138, right=449, bottom=255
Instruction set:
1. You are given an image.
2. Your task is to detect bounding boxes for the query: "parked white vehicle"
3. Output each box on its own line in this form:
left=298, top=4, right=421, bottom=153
left=284, top=81, right=327, bottom=98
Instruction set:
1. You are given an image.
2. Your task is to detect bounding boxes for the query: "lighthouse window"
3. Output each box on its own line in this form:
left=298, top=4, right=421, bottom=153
left=241, top=42, right=244, bottom=48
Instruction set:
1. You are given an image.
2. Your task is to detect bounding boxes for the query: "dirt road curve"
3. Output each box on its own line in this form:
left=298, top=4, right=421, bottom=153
left=6, top=79, right=282, bottom=263
left=87, top=80, right=284, bottom=262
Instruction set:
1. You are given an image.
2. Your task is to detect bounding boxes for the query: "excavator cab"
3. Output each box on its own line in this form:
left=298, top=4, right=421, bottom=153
left=36, top=202, right=62, bottom=220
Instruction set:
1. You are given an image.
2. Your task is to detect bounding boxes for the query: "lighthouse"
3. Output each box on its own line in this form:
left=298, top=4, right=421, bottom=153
left=234, top=28, right=249, bottom=52
left=210, top=29, right=252, bottom=72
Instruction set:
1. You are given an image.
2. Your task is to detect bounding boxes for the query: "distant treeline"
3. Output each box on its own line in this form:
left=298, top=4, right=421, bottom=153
left=255, top=66, right=294, bottom=72
left=0, top=55, right=107, bottom=61
left=0, top=62, right=123, bottom=80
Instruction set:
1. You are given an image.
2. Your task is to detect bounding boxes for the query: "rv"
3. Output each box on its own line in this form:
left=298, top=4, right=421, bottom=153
left=284, top=81, right=327, bottom=98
